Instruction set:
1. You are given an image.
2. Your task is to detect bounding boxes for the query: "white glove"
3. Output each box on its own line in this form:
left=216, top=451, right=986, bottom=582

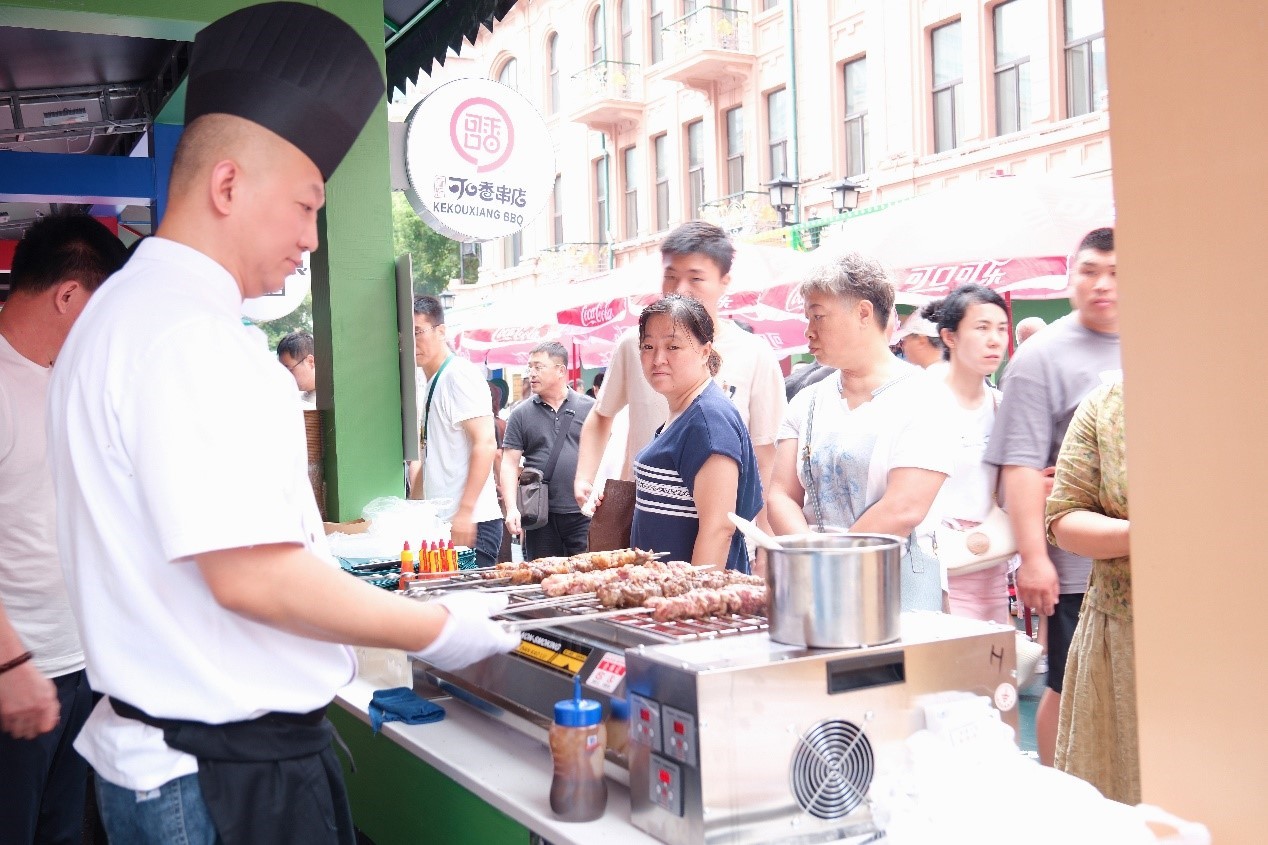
left=412, top=592, right=522, bottom=671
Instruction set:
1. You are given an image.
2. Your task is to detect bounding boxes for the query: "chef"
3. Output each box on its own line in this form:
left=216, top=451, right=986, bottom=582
left=46, top=4, right=519, bottom=844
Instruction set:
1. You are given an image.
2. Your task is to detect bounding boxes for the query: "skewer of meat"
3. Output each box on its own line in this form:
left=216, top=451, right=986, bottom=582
left=644, top=584, right=767, bottom=623
left=595, top=570, right=764, bottom=609
left=540, top=560, right=695, bottom=597
left=484, top=548, right=659, bottom=584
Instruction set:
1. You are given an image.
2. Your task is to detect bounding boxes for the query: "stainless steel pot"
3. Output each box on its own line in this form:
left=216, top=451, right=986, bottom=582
left=766, top=532, right=903, bottom=648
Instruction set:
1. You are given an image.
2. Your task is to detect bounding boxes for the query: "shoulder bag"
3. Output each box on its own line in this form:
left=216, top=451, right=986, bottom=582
left=933, top=392, right=1018, bottom=574
left=516, top=413, right=569, bottom=531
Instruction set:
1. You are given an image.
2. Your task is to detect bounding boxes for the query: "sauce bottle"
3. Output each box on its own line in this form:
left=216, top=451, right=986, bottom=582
left=399, top=541, right=415, bottom=591
left=549, top=675, right=608, bottom=822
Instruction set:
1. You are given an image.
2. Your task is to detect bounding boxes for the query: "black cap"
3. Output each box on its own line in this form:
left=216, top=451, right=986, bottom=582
left=185, top=2, right=385, bottom=181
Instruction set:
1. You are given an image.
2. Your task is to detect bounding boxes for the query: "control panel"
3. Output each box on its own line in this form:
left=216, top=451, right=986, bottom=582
left=630, top=693, right=662, bottom=753
left=648, top=754, right=683, bottom=816
left=661, top=705, right=697, bottom=767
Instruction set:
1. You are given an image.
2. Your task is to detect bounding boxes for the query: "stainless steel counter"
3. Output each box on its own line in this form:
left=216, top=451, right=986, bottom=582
left=333, top=677, right=660, bottom=845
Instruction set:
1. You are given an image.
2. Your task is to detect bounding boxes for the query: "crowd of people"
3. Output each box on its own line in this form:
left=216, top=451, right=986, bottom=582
left=0, top=5, right=1134, bottom=842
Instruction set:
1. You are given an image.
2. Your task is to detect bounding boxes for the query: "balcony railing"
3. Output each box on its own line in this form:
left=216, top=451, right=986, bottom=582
left=662, top=6, right=752, bottom=59
left=698, top=191, right=781, bottom=235
left=571, top=60, right=644, bottom=102
left=537, top=242, right=613, bottom=282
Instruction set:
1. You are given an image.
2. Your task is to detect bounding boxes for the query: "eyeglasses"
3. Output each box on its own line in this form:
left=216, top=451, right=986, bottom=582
left=283, top=356, right=308, bottom=372
left=525, top=362, right=563, bottom=373
left=413, top=326, right=437, bottom=338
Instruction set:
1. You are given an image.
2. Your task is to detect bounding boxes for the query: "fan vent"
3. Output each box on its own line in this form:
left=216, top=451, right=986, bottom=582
left=789, top=719, right=875, bottom=820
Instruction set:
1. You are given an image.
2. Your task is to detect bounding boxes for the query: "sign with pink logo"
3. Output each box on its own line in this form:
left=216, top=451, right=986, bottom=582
left=403, top=78, right=554, bottom=242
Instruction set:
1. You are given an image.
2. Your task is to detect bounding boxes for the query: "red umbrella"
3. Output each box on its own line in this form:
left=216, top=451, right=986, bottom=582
left=822, top=174, right=1114, bottom=300
left=452, top=324, right=561, bottom=368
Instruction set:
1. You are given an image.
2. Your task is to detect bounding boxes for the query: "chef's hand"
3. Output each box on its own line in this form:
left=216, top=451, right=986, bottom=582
left=0, top=660, right=60, bottom=740
left=504, top=506, right=522, bottom=538
left=412, top=592, right=522, bottom=671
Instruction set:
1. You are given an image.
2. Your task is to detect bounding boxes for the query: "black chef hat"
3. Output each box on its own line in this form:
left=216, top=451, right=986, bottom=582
left=185, top=2, right=385, bottom=181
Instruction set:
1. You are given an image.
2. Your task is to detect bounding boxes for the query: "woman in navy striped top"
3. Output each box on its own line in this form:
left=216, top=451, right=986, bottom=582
left=629, top=295, right=762, bottom=572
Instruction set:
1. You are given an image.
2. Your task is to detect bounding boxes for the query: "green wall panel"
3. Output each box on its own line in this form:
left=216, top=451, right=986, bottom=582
left=329, top=707, right=530, bottom=845
left=2, top=0, right=408, bottom=519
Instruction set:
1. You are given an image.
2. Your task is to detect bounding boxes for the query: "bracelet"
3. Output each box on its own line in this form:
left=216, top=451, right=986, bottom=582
left=0, top=651, right=34, bottom=675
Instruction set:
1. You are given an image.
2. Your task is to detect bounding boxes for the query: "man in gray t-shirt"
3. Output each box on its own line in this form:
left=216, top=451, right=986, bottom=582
left=984, top=227, right=1120, bottom=766
left=500, top=342, right=595, bottom=560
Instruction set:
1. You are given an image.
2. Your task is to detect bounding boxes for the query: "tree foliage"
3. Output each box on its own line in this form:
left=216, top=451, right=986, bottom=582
left=391, top=192, right=477, bottom=294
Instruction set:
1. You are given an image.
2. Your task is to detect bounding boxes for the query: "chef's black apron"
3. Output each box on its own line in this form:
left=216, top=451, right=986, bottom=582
left=108, top=699, right=354, bottom=845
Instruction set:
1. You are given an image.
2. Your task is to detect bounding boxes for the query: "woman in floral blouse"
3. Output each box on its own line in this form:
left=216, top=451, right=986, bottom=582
left=1045, top=381, right=1137, bottom=803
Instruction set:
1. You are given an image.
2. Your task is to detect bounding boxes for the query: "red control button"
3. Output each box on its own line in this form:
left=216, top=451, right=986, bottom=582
left=673, top=721, right=684, bottom=734
left=658, top=770, right=671, bottom=784
left=640, top=708, right=651, bottom=722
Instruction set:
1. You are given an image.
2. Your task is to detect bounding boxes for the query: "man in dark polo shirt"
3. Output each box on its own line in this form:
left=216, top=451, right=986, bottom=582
left=499, top=342, right=594, bottom=559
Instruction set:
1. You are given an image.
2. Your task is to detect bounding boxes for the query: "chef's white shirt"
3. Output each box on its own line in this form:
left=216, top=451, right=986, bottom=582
left=47, top=237, right=354, bottom=791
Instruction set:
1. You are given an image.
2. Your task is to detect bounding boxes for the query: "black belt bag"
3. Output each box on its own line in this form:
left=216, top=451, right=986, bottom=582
left=109, top=698, right=354, bottom=845
left=517, top=418, right=570, bottom=531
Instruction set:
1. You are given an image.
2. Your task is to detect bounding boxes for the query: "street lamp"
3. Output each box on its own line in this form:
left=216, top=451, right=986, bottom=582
left=826, top=178, right=861, bottom=215
left=764, top=176, right=800, bottom=227
left=439, top=290, right=457, bottom=309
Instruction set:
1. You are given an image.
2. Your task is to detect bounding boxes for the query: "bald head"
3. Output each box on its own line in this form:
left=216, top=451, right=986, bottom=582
left=159, top=113, right=324, bottom=301
left=1015, top=316, right=1047, bottom=346
left=169, top=114, right=315, bottom=197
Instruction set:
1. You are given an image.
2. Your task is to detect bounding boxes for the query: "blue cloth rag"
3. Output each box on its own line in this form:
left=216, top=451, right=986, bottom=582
left=369, top=687, right=446, bottom=734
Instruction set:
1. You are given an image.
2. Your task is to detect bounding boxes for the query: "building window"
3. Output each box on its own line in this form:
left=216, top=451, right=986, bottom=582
left=767, top=88, right=788, bottom=179
left=619, top=0, right=633, bottom=63
left=654, top=134, right=670, bottom=231
left=595, top=157, right=609, bottom=243
left=725, top=107, right=744, bottom=195
left=931, top=20, right=963, bottom=153
left=1065, top=0, right=1107, bottom=116
left=498, top=59, right=522, bottom=266
left=994, top=0, right=1039, bottom=136
left=547, top=33, right=560, bottom=115
left=684, top=0, right=698, bottom=16
left=552, top=174, right=564, bottom=246
left=649, top=0, right=664, bottom=64
left=843, top=57, right=867, bottom=177
left=590, top=8, right=604, bottom=65
left=622, top=147, right=639, bottom=240
left=761, top=0, right=779, bottom=10
left=686, top=120, right=705, bottom=219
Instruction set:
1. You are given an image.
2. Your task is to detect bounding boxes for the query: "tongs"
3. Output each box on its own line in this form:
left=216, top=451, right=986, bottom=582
left=499, top=606, right=653, bottom=632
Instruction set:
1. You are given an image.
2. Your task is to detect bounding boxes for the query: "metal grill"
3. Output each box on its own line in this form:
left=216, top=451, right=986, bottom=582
left=504, top=588, right=767, bottom=643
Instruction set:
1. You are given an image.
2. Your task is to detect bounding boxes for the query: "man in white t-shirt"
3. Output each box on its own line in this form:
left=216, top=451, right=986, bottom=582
left=0, top=214, right=126, bottom=843
left=407, top=294, right=503, bottom=566
left=574, top=222, right=787, bottom=516
left=45, top=7, right=518, bottom=842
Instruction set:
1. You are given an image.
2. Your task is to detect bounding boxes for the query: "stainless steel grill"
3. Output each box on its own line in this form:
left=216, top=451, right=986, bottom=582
left=502, top=588, right=768, bottom=644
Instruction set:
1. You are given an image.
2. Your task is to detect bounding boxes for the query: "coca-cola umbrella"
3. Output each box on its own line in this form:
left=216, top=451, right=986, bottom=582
left=451, top=323, right=562, bottom=369
left=820, top=174, right=1115, bottom=300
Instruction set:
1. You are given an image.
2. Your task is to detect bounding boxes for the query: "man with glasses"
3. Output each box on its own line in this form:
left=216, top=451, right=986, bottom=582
left=498, top=342, right=594, bottom=560
left=276, top=330, right=316, bottom=408
left=408, top=295, right=503, bottom=567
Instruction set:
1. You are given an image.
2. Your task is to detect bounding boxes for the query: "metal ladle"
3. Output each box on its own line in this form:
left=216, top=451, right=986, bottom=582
left=727, top=512, right=784, bottom=551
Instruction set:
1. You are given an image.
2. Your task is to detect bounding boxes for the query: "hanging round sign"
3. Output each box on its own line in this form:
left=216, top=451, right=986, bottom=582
left=403, top=77, right=555, bottom=243
left=242, top=251, right=311, bottom=322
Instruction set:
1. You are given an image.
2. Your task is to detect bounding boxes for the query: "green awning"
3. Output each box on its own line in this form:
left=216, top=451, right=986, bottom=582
left=385, top=0, right=519, bottom=94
